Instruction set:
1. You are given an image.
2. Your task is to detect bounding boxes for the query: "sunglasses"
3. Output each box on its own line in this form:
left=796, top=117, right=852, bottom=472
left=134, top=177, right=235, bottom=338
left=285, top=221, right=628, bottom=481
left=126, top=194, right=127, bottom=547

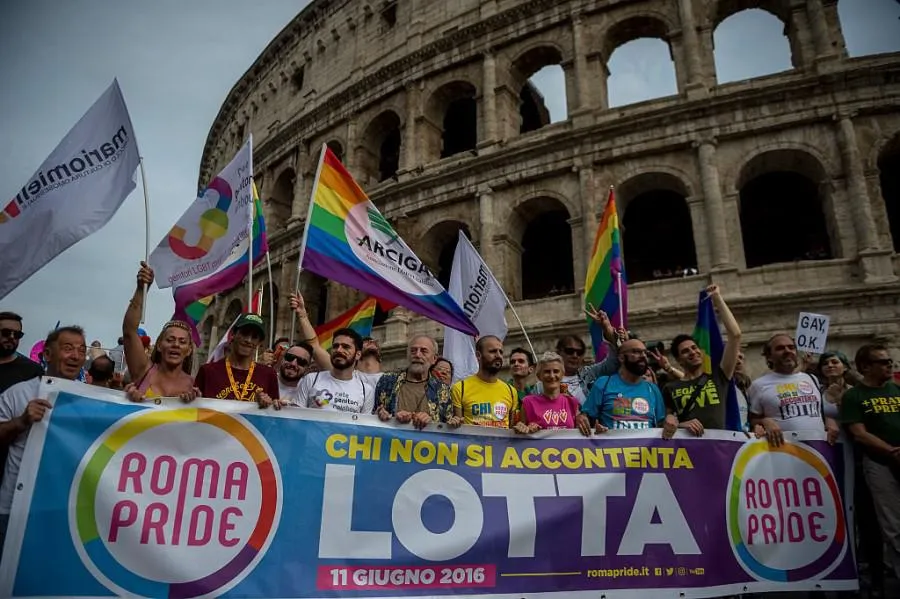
left=870, top=358, right=894, bottom=367
left=0, top=328, right=24, bottom=340
left=282, top=354, right=310, bottom=367
left=563, top=347, right=585, bottom=357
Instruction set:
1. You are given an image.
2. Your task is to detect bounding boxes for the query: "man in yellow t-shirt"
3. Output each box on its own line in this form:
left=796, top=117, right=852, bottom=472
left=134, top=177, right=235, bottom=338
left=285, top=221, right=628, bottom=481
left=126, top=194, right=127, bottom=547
left=451, top=335, right=517, bottom=428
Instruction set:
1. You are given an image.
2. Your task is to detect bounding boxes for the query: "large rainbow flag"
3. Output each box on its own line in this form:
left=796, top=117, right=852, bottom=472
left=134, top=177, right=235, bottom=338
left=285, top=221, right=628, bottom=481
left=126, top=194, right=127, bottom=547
left=173, top=180, right=268, bottom=344
left=314, top=296, right=394, bottom=351
left=693, top=289, right=743, bottom=432
left=300, top=146, right=477, bottom=335
left=584, top=187, right=628, bottom=359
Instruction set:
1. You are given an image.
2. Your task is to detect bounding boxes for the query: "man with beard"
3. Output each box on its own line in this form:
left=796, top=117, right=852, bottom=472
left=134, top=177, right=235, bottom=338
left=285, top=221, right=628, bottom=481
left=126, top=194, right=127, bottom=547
left=276, top=342, right=314, bottom=403
left=577, top=339, right=676, bottom=437
left=749, top=333, right=839, bottom=447
left=0, top=312, right=43, bottom=393
left=193, top=313, right=279, bottom=404
left=295, top=328, right=381, bottom=413
left=451, top=335, right=517, bottom=428
left=375, top=335, right=457, bottom=429
left=664, top=285, right=741, bottom=435
left=357, top=337, right=382, bottom=375
left=0, top=326, right=87, bottom=558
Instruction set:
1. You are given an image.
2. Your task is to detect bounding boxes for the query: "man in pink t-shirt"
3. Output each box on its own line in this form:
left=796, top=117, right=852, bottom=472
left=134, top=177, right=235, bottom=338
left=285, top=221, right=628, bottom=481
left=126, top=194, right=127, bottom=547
left=515, top=351, right=586, bottom=433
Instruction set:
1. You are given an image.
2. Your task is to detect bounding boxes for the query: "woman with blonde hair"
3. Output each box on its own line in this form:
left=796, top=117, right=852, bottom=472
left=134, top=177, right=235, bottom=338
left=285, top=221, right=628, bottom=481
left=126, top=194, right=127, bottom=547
left=122, top=262, right=197, bottom=402
left=515, top=352, right=584, bottom=433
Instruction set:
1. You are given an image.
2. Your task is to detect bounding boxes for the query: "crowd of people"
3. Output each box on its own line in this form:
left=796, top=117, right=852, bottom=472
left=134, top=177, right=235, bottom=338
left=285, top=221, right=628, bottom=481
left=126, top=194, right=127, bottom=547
left=0, top=261, right=898, bottom=597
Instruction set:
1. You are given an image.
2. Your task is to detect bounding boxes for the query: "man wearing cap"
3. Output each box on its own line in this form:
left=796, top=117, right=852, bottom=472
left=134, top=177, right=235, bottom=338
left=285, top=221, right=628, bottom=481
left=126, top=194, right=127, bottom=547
left=194, top=313, right=279, bottom=403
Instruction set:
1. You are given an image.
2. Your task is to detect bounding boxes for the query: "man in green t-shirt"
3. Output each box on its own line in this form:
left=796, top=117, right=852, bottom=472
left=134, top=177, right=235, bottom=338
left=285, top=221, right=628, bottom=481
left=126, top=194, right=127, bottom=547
left=841, top=343, right=900, bottom=579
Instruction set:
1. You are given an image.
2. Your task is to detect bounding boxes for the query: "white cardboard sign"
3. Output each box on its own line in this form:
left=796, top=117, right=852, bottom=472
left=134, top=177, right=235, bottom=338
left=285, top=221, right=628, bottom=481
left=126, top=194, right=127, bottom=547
left=795, top=312, right=830, bottom=354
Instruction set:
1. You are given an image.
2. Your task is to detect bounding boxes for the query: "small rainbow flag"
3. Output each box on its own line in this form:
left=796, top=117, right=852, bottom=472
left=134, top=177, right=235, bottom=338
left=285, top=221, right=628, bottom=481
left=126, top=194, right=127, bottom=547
left=693, top=289, right=742, bottom=432
left=173, top=180, right=268, bottom=344
left=300, top=146, right=476, bottom=335
left=584, top=187, right=628, bottom=359
left=314, top=297, right=380, bottom=352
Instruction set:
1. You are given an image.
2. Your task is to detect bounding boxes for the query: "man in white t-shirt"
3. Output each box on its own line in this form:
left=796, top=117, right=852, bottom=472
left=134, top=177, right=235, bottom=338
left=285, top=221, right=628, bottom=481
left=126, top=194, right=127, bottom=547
left=276, top=342, right=314, bottom=404
left=0, top=325, right=87, bottom=561
left=294, top=327, right=381, bottom=414
left=748, top=333, right=839, bottom=447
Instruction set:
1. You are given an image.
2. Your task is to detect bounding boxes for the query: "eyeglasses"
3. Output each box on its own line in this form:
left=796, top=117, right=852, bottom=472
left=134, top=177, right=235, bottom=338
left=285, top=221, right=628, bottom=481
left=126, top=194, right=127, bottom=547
left=870, top=358, right=894, bottom=367
left=563, top=347, right=585, bottom=357
left=282, top=354, right=309, bottom=367
left=0, top=328, right=24, bottom=340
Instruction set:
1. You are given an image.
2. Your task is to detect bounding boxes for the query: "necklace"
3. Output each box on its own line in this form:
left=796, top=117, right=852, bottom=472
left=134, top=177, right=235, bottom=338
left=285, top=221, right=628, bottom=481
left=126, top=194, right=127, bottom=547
left=225, top=359, right=256, bottom=401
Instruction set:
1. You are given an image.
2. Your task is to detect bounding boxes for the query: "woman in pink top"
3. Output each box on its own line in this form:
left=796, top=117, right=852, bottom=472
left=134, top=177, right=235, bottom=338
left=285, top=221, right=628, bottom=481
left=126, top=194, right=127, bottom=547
left=515, top=352, right=588, bottom=433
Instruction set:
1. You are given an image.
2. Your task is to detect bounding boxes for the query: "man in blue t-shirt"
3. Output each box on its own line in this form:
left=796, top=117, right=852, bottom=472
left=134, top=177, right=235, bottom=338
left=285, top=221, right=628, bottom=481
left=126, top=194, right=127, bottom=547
left=577, top=339, right=677, bottom=437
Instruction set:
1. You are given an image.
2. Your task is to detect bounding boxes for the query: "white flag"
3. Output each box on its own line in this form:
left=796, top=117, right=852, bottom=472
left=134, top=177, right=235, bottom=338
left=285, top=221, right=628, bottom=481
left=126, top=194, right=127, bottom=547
left=0, top=79, right=140, bottom=300
left=443, top=231, right=509, bottom=382
left=150, top=138, right=254, bottom=289
left=207, top=315, right=239, bottom=364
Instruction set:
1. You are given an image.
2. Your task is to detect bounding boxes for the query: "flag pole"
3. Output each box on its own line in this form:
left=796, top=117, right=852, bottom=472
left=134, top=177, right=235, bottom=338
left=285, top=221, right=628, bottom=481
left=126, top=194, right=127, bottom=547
left=265, top=251, right=275, bottom=348
left=615, top=271, right=624, bottom=327
left=139, top=157, right=151, bottom=325
left=290, top=144, right=327, bottom=344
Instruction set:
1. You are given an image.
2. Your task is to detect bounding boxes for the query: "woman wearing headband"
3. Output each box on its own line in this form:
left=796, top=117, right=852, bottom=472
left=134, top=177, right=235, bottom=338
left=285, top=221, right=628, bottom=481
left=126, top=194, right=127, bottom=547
left=122, top=262, right=197, bottom=402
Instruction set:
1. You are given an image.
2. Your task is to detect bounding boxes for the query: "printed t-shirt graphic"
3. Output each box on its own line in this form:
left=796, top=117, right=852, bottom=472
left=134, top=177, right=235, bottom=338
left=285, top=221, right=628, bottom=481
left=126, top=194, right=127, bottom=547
left=451, top=375, right=515, bottom=428
left=748, top=372, right=824, bottom=431
left=296, top=370, right=380, bottom=414
left=522, top=393, right=580, bottom=429
left=663, top=367, right=730, bottom=429
left=582, top=374, right=665, bottom=430
left=841, top=381, right=900, bottom=462
left=194, top=360, right=280, bottom=401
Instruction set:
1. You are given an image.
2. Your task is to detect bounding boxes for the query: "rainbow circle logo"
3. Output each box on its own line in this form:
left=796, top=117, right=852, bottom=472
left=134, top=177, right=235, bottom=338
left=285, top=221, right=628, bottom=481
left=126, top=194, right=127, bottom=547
left=726, top=441, right=847, bottom=582
left=69, top=408, right=282, bottom=598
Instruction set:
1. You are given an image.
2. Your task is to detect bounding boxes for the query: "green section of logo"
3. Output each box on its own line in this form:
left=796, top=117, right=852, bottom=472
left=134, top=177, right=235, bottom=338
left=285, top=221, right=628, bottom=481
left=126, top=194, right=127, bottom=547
left=368, top=208, right=398, bottom=244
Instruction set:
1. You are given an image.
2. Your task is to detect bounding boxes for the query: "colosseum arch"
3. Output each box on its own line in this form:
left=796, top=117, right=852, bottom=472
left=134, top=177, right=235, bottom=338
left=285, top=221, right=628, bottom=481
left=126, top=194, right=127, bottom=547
left=200, top=316, right=214, bottom=357
left=357, top=110, right=403, bottom=185
left=298, top=271, right=329, bottom=326
left=224, top=298, right=243, bottom=327
left=509, top=44, right=567, bottom=134
left=601, top=13, right=681, bottom=107
left=736, top=147, right=834, bottom=268
left=712, top=2, right=796, bottom=83
left=267, top=168, right=294, bottom=232
left=423, top=80, right=479, bottom=161
left=877, top=132, right=900, bottom=252
left=510, top=194, right=575, bottom=300
left=419, top=220, right=474, bottom=289
left=617, top=171, right=699, bottom=283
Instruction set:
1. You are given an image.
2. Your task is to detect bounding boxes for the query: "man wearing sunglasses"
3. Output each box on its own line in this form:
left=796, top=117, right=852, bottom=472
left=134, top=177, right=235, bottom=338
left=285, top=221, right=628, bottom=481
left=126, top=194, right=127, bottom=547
left=277, top=342, right=313, bottom=403
left=0, top=312, right=43, bottom=394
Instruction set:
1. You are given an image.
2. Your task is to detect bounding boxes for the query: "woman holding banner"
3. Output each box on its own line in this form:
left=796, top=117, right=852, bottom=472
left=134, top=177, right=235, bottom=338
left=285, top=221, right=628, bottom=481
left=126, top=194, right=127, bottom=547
left=122, top=262, right=197, bottom=402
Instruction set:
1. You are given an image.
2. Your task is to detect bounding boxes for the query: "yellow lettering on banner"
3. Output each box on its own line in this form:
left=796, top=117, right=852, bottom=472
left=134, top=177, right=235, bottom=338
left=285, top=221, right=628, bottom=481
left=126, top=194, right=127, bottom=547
left=658, top=447, right=674, bottom=468
left=561, top=448, right=582, bottom=469
left=604, top=448, right=623, bottom=468
left=543, top=447, right=561, bottom=469
left=390, top=439, right=458, bottom=465
left=390, top=439, right=412, bottom=462
left=501, top=447, right=523, bottom=469
left=348, top=436, right=373, bottom=460
left=641, top=447, right=658, bottom=469
left=465, top=444, right=485, bottom=467
left=522, top=448, right=541, bottom=469
left=584, top=448, right=606, bottom=468
left=623, top=447, right=641, bottom=468
left=673, top=448, right=694, bottom=469
left=326, top=434, right=348, bottom=458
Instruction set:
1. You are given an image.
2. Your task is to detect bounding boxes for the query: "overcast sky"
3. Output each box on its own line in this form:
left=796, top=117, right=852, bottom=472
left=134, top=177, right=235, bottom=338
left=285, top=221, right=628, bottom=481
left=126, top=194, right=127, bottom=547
left=1, top=1, right=898, bottom=354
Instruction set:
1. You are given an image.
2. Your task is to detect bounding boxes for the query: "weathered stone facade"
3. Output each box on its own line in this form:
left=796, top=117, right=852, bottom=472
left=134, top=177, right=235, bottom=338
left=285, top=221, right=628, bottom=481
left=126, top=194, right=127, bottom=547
left=196, top=0, right=900, bottom=379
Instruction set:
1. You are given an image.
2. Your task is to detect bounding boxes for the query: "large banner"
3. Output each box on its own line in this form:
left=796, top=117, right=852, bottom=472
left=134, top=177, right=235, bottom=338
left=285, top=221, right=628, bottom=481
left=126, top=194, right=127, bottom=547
left=1, top=380, right=857, bottom=598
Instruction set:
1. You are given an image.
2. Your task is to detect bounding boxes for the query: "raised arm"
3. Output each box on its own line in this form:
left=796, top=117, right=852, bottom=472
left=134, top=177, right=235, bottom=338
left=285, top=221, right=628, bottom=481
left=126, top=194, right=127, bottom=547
left=709, top=285, right=742, bottom=379
left=122, top=262, right=153, bottom=380
left=289, top=292, right=331, bottom=370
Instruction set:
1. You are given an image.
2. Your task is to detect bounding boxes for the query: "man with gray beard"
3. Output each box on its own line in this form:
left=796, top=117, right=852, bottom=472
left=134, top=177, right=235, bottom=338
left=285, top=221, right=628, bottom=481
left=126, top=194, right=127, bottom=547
left=375, top=335, right=457, bottom=429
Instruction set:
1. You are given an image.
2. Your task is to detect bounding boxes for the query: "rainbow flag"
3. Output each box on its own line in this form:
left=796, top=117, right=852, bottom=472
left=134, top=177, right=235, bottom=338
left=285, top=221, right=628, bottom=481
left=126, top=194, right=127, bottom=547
left=693, top=289, right=742, bottom=432
left=584, top=187, right=628, bottom=359
left=314, top=297, right=377, bottom=351
left=300, top=146, right=477, bottom=335
left=173, top=180, right=268, bottom=344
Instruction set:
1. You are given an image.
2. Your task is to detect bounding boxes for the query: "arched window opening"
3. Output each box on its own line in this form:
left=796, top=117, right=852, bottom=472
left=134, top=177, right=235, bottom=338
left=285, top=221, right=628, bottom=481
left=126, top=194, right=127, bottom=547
left=607, top=38, right=677, bottom=107
left=267, top=169, right=294, bottom=231
left=424, top=81, right=478, bottom=162
left=512, top=47, right=568, bottom=134
left=326, top=140, right=344, bottom=163
left=224, top=299, right=243, bottom=328
left=713, top=8, right=794, bottom=83
left=878, top=136, right=900, bottom=253
left=359, top=111, right=402, bottom=185
left=838, top=1, right=900, bottom=58
left=621, top=185, right=698, bottom=283
left=519, top=204, right=573, bottom=300
left=373, top=302, right=391, bottom=327
left=420, top=221, right=472, bottom=290
left=740, top=171, right=832, bottom=268
left=442, top=98, right=477, bottom=158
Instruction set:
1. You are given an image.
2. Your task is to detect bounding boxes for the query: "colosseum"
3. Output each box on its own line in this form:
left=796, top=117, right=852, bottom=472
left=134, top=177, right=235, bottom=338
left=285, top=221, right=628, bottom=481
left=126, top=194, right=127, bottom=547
left=195, top=0, right=900, bottom=377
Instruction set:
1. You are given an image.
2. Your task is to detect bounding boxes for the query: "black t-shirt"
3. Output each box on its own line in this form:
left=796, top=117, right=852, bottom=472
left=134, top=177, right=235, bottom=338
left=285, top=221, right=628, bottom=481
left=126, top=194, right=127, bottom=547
left=0, top=355, right=44, bottom=394
left=663, top=367, right=730, bottom=430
